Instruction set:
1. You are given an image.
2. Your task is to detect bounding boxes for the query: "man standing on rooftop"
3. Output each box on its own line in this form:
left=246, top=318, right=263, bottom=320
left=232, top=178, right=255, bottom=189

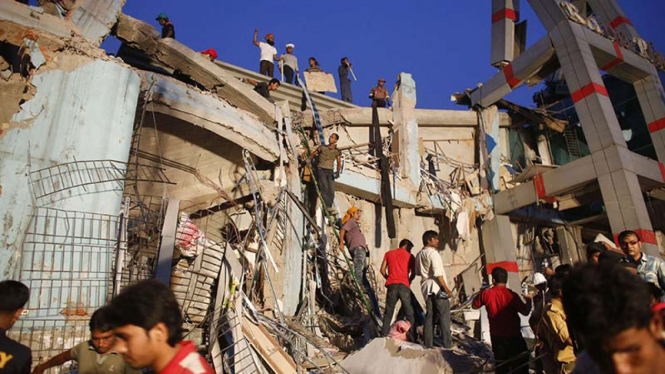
left=338, top=57, right=353, bottom=103
left=156, top=14, right=175, bottom=39
left=280, top=44, right=298, bottom=84
left=369, top=78, right=389, bottom=108
left=253, top=29, right=278, bottom=78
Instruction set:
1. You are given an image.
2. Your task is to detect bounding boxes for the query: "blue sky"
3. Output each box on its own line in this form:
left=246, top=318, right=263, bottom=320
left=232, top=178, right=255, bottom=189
left=101, top=0, right=665, bottom=110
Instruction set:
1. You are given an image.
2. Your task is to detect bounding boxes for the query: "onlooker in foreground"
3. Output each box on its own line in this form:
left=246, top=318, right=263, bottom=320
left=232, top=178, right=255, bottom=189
left=541, top=275, right=576, bottom=374
left=564, top=263, right=665, bottom=374
left=380, top=239, right=416, bottom=338
left=339, top=207, right=368, bottom=286
left=0, top=280, right=31, bottom=374
left=369, top=78, right=390, bottom=108
left=307, top=133, right=341, bottom=213
left=338, top=57, right=353, bottom=103
left=280, top=44, right=298, bottom=84
left=416, top=230, right=453, bottom=348
left=107, top=280, right=214, bottom=374
left=156, top=14, right=175, bottom=39
left=529, top=273, right=557, bottom=374
left=252, top=29, right=278, bottom=77
left=33, top=307, right=140, bottom=374
left=472, top=267, right=531, bottom=374
left=585, top=242, right=606, bottom=264
left=618, top=230, right=665, bottom=301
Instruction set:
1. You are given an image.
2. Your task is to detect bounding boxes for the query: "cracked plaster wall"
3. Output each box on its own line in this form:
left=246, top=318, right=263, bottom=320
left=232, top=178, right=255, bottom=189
left=0, top=55, right=140, bottom=280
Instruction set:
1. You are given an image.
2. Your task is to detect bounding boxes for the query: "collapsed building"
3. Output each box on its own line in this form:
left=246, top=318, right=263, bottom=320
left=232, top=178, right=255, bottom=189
left=0, top=0, right=664, bottom=373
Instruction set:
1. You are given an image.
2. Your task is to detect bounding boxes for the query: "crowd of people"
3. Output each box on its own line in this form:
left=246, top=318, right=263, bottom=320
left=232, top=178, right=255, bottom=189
left=0, top=280, right=214, bottom=374
left=154, top=16, right=391, bottom=107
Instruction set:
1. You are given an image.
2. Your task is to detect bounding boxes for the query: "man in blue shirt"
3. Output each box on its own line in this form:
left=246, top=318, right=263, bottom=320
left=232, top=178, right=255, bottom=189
left=619, top=230, right=665, bottom=301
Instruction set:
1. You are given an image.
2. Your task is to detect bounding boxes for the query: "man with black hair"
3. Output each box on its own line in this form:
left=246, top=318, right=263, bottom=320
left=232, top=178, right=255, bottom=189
left=0, top=281, right=31, bottom=374
left=242, top=78, right=280, bottom=102
left=585, top=242, right=606, bottom=264
left=541, top=275, right=575, bottom=374
left=416, top=230, right=453, bottom=348
left=472, top=267, right=531, bottom=374
left=619, top=230, right=665, bottom=301
left=33, top=307, right=139, bottom=374
left=564, top=263, right=665, bottom=374
left=107, top=280, right=213, bottom=374
left=380, top=239, right=416, bottom=338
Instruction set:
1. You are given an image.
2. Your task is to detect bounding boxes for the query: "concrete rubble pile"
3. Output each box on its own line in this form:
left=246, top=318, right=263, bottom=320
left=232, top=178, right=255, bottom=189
left=1, top=1, right=665, bottom=374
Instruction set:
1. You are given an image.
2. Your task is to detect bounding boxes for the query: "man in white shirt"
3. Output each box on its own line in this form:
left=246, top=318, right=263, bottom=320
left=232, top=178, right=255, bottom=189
left=416, top=230, right=453, bottom=348
left=252, top=29, right=278, bottom=77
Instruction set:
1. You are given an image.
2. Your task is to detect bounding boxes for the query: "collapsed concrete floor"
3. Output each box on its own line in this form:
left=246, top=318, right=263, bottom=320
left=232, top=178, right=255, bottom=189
left=1, top=1, right=665, bottom=374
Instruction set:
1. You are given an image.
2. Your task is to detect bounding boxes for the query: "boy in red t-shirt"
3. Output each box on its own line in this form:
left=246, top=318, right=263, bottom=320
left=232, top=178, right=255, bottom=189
left=380, top=239, right=416, bottom=338
left=108, top=280, right=214, bottom=374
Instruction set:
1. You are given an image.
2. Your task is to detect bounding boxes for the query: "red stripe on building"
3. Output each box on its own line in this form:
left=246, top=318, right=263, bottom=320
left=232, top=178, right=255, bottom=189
left=486, top=261, right=519, bottom=274
left=533, top=174, right=546, bottom=198
left=600, top=43, right=624, bottom=71
left=609, top=15, right=633, bottom=29
left=571, top=82, right=609, bottom=103
left=492, top=8, right=518, bottom=23
left=502, top=63, right=521, bottom=88
left=648, top=118, right=665, bottom=133
left=614, top=229, right=658, bottom=246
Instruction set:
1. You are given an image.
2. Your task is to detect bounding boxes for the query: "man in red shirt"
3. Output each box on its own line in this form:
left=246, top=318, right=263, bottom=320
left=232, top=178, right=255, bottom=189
left=107, top=280, right=214, bottom=374
left=473, top=267, right=531, bottom=374
left=380, top=239, right=416, bottom=338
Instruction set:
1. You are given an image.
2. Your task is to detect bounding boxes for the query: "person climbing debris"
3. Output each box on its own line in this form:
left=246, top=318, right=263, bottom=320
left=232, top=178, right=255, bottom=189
left=200, top=48, right=218, bottom=62
left=307, top=133, right=341, bottom=213
left=338, top=57, right=353, bottom=103
left=253, top=29, right=278, bottom=77
left=156, top=14, right=175, bottom=39
left=241, top=77, right=280, bottom=102
left=339, top=207, right=368, bottom=286
left=280, top=44, right=298, bottom=84
left=369, top=78, right=390, bottom=108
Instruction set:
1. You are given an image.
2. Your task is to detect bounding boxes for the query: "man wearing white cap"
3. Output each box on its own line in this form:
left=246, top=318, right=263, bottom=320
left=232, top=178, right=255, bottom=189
left=280, top=44, right=299, bottom=84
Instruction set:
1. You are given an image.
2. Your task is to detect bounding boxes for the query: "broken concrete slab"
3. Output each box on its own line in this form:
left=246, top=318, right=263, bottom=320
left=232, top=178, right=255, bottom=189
left=66, top=0, right=125, bottom=46
left=139, top=71, right=279, bottom=162
left=340, top=338, right=492, bottom=374
left=0, top=1, right=77, bottom=51
left=114, top=14, right=275, bottom=124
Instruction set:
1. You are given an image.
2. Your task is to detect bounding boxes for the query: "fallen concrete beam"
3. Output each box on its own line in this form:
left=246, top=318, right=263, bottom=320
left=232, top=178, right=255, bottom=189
left=495, top=154, right=597, bottom=214
left=114, top=14, right=275, bottom=124
left=583, top=28, right=652, bottom=83
left=336, top=168, right=417, bottom=208
left=140, top=72, right=279, bottom=162
left=471, top=36, right=557, bottom=107
left=66, top=0, right=125, bottom=46
left=305, top=108, right=512, bottom=127
left=0, top=1, right=78, bottom=51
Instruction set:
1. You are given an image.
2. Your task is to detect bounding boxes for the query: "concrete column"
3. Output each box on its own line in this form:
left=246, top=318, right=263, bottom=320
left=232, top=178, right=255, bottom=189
left=491, top=0, right=520, bottom=66
left=634, top=72, right=665, bottom=162
left=586, top=0, right=640, bottom=40
left=480, top=215, right=521, bottom=292
left=392, top=73, right=420, bottom=188
left=547, top=21, right=659, bottom=256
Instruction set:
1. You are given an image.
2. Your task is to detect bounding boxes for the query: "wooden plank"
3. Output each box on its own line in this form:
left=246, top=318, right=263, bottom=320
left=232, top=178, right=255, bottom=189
left=242, top=317, right=297, bottom=374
